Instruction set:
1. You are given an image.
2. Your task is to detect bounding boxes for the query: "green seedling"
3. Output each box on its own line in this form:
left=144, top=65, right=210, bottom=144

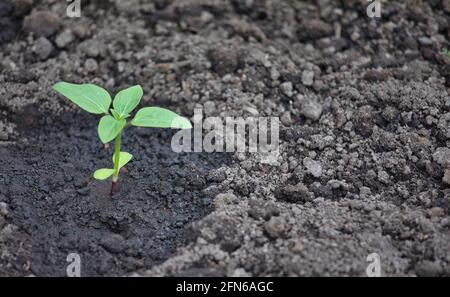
left=53, top=82, right=192, bottom=195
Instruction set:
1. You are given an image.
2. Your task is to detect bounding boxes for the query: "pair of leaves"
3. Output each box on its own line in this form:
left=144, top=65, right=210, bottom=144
left=97, top=84, right=143, bottom=143
left=54, top=82, right=143, bottom=118
left=54, top=82, right=143, bottom=143
left=54, top=82, right=193, bottom=145
left=93, top=152, right=133, bottom=180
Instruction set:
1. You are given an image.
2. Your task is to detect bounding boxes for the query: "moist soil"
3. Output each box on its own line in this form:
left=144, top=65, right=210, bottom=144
left=0, top=111, right=230, bottom=276
left=1, top=0, right=450, bottom=276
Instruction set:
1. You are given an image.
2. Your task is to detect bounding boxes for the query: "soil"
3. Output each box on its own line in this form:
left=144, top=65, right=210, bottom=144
left=1, top=0, right=450, bottom=276
left=0, top=111, right=229, bottom=276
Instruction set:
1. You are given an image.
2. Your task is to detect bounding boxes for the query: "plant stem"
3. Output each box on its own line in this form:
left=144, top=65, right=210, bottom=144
left=111, top=132, right=121, bottom=195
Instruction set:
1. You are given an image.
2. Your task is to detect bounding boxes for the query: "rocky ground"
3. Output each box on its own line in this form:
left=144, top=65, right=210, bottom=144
left=0, top=0, right=449, bottom=276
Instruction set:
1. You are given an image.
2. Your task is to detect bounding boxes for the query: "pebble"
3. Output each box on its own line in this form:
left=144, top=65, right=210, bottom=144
left=78, top=39, right=101, bottom=57
left=0, top=202, right=8, bottom=216
left=84, top=58, right=98, bottom=73
left=418, top=36, right=433, bottom=46
left=207, top=47, right=240, bottom=75
left=280, top=82, right=294, bottom=97
left=301, top=70, right=315, bottom=86
left=270, top=68, right=280, bottom=80
left=280, top=111, right=294, bottom=126
left=23, top=11, right=61, bottom=37
left=55, top=30, right=75, bottom=48
left=432, top=147, right=450, bottom=167
left=214, top=193, right=237, bottom=209
left=303, top=157, right=322, bottom=178
left=443, top=169, right=450, bottom=185
left=376, top=170, right=389, bottom=184
left=300, top=98, right=323, bottom=121
left=100, top=233, right=127, bottom=254
left=264, top=216, right=287, bottom=239
left=203, top=101, right=216, bottom=115
left=33, top=37, right=54, bottom=61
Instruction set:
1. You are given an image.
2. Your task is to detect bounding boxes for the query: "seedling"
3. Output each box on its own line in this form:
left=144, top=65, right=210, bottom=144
left=53, top=82, right=192, bottom=195
left=442, top=47, right=450, bottom=58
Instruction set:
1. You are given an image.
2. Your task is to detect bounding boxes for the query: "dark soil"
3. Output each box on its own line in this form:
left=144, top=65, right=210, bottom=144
left=1, top=0, right=450, bottom=277
left=0, top=111, right=230, bottom=276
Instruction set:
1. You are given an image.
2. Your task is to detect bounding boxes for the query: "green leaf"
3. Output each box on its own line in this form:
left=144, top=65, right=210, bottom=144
left=110, top=109, right=121, bottom=120
left=53, top=82, right=111, bottom=114
left=131, top=107, right=192, bottom=129
left=97, top=115, right=126, bottom=144
left=112, top=152, right=133, bottom=169
left=113, top=85, right=143, bottom=117
left=93, top=168, right=114, bottom=180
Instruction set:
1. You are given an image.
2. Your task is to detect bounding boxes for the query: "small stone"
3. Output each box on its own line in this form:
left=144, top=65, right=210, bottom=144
left=207, top=169, right=227, bottom=183
left=270, top=68, right=280, bottom=80
left=280, top=111, right=294, bottom=126
left=301, top=70, right=315, bottom=86
left=280, top=82, right=294, bottom=97
left=207, top=48, right=240, bottom=75
left=300, top=98, right=323, bottom=121
left=100, top=233, right=126, bottom=254
left=230, top=268, right=251, bottom=277
left=443, top=169, right=450, bottom=185
left=203, top=101, right=216, bottom=115
left=418, top=36, right=433, bottom=46
left=288, top=239, right=304, bottom=253
left=428, top=207, right=444, bottom=218
left=377, top=170, right=390, bottom=184
left=78, top=39, right=101, bottom=57
left=0, top=202, right=8, bottom=216
left=214, top=193, right=237, bottom=209
left=23, top=11, right=61, bottom=37
left=32, top=37, right=54, bottom=60
left=274, top=183, right=314, bottom=203
left=55, top=30, right=75, bottom=48
left=84, top=58, right=98, bottom=73
left=297, top=19, right=333, bottom=41
left=433, top=147, right=450, bottom=167
left=264, top=216, right=288, bottom=239
left=303, top=157, right=322, bottom=178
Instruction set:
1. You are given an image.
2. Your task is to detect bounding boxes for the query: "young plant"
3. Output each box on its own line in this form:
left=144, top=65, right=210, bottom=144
left=53, top=82, right=192, bottom=195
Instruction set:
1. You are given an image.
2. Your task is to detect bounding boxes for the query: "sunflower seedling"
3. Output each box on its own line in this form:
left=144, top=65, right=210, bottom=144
left=53, top=82, right=192, bottom=195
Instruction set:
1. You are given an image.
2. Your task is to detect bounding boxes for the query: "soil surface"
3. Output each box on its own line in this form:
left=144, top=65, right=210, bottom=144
left=1, top=0, right=450, bottom=276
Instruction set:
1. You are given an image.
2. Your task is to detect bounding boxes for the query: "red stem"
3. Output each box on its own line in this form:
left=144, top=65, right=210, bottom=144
left=110, top=181, right=117, bottom=196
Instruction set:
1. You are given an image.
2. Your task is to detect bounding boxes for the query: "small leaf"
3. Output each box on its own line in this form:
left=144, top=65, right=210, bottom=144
left=113, top=85, right=143, bottom=117
left=98, top=115, right=126, bottom=144
left=112, top=152, right=133, bottom=169
left=131, top=107, right=192, bottom=129
left=53, top=82, right=111, bottom=114
left=93, top=168, right=114, bottom=180
left=110, top=109, right=121, bottom=120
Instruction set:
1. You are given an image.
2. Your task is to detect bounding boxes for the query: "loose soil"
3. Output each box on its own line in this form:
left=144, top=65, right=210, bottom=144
left=1, top=0, right=449, bottom=276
